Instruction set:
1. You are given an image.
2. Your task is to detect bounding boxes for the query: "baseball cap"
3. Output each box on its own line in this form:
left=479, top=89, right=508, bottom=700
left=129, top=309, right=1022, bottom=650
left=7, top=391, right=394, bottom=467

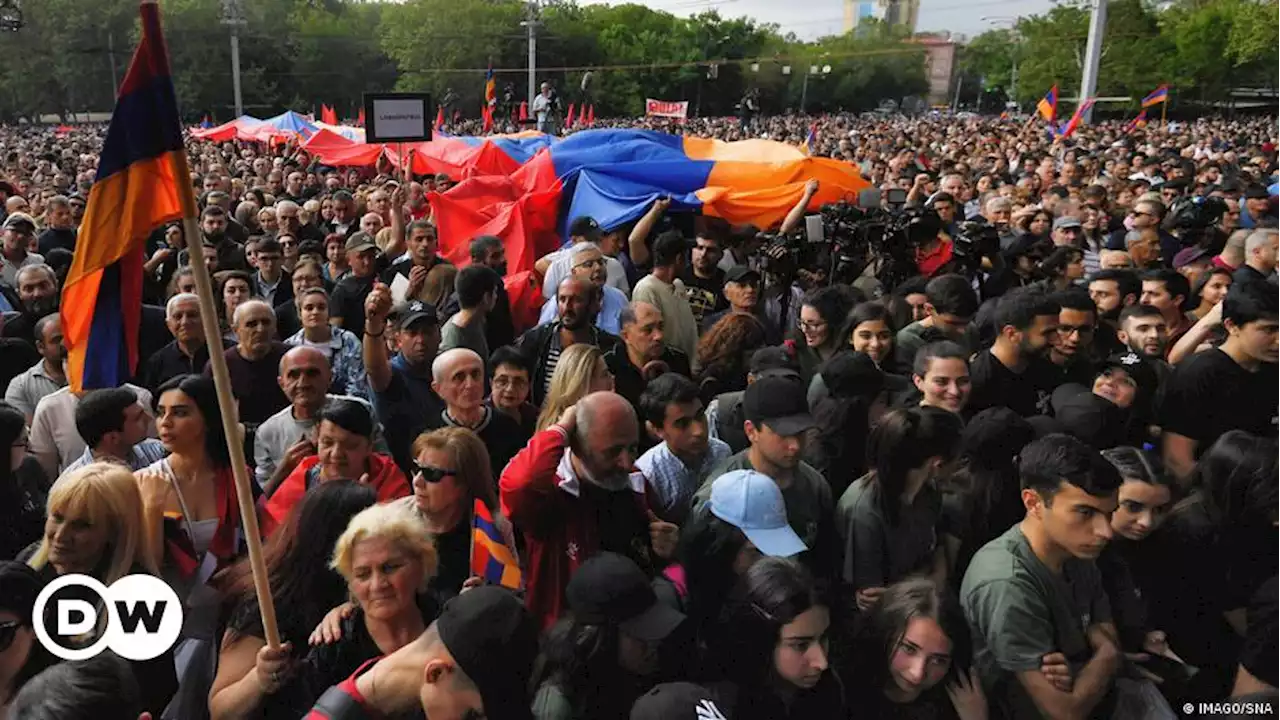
left=709, top=470, right=807, bottom=558
left=748, top=346, right=799, bottom=379
left=1052, top=216, right=1082, bottom=231
left=3, top=212, right=36, bottom=233
left=1049, top=384, right=1128, bottom=450
left=566, top=552, right=686, bottom=642
left=568, top=216, right=601, bottom=240
left=435, top=586, right=539, bottom=720
left=344, top=232, right=377, bottom=254
left=743, top=375, right=813, bottom=436
left=1172, top=246, right=1211, bottom=270
left=393, top=300, right=439, bottom=329
left=1244, top=183, right=1270, bottom=200
left=1099, top=351, right=1158, bottom=403
left=631, top=683, right=732, bottom=720
left=724, top=265, right=761, bottom=285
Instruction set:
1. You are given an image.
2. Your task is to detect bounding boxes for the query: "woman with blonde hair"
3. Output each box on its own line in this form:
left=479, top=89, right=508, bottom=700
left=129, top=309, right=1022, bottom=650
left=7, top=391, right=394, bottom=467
left=535, top=343, right=614, bottom=432
left=298, top=503, right=439, bottom=695
left=19, top=463, right=177, bottom=716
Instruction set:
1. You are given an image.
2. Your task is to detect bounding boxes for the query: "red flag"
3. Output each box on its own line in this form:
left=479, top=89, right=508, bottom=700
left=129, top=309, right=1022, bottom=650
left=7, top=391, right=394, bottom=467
left=564, top=103, right=576, bottom=129
left=453, top=109, right=461, bottom=123
left=321, top=104, right=337, bottom=125
left=518, top=101, right=528, bottom=121
left=585, top=105, right=595, bottom=127
left=482, top=106, right=493, bottom=133
left=435, top=106, right=445, bottom=131
left=356, top=107, right=365, bottom=127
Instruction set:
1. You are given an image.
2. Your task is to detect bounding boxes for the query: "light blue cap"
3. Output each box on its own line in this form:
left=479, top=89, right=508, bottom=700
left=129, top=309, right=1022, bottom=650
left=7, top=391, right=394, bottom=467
left=708, top=470, right=807, bottom=558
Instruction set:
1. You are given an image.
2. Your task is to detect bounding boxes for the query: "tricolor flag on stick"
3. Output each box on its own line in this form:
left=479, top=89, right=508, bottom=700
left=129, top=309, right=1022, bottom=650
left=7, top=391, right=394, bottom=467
left=1037, top=85, right=1058, bottom=122
left=1123, top=109, right=1148, bottom=134
left=1141, top=85, right=1169, bottom=108
left=66, top=0, right=283, bottom=650
left=1056, top=97, right=1096, bottom=139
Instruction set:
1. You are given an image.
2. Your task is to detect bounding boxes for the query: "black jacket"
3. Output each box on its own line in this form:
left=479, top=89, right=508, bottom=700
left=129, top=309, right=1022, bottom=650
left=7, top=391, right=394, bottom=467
left=514, top=322, right=622, bottom=407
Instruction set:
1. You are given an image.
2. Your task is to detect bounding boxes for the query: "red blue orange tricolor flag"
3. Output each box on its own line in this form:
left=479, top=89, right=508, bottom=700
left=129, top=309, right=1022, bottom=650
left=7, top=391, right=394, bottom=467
left=62, top=0, right=186, bottom=392
left=1123, top=109, right=1148, bottom=134
left=1056, top=97, right=1096, bottom=139
left=1037, top=85, right=1058, bottom=122
left=1141, top=85, right=1169, bottom=108
left=471, top=498, right=522, bottom=589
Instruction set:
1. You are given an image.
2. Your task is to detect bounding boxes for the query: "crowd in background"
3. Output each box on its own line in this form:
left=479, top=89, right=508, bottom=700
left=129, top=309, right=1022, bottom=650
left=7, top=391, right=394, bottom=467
left=0, top=109, right=1275, bottom=720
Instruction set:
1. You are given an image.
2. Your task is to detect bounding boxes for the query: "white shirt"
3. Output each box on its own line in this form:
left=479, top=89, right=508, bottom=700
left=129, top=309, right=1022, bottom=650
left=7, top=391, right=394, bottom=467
left=30, top=384, right=155, bottom=481
left=540, top=249, right=630, bottom=300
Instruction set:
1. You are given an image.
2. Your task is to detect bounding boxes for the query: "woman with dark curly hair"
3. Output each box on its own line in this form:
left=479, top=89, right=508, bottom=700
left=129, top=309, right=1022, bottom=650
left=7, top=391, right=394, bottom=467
left=795, top=285, right=858, bottom=383
left=695, top=312, right=767, bottom=403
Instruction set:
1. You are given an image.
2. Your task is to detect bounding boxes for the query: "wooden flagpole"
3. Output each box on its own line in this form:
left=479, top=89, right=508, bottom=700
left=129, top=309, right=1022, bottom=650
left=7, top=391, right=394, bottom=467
left=167, top=143, right=281, bottom=649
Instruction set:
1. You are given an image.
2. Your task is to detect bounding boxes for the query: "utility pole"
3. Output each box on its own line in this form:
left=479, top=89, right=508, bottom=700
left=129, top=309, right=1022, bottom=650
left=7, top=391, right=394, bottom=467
left=221, top=0, right=245, bottom=118
left=107, top=32, right=120, bottom=98
left=520, top=2, right=538, bottom=106
left=1078, top=0, right=1106, bottom=123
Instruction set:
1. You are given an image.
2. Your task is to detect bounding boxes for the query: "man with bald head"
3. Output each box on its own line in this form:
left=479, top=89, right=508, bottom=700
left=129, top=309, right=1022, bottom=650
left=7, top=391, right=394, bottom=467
left=501, top=390, right=677, bottom=629
left=424, top=348, right=525, bottom=475
left=536, top=243, right=627, bottom=334
left=206, top=299, right=289, bottom=427
left=605, top=301, right=691, bottom=420
left=515, top=275, right=621, bottom=407
left=255, top=345, right=386, bottom=494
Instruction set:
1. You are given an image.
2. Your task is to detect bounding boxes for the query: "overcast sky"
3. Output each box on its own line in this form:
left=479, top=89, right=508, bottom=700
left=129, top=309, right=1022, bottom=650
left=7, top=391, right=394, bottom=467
left=581, top=0, right=1060, bottom=40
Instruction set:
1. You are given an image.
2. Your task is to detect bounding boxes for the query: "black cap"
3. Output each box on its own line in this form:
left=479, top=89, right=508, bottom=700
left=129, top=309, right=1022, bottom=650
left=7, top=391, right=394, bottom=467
left=744, top=375, right=813, bottom=436
left=0, top=561, right=43, bottom=624
left=393, top=300, right=439, bottom=329
left=1049, top=385, right=1128, bottom=450
left=748, top=345, right=799, bottom=379
left=1244, top=183, right=1269, bottom=200
left=631, top=682, right=732, bottom=720
left=1099, top=351, right=1158, bottom=404
left=725, top=265, right=761, bottom=284
left=568, top=216, right=601, bottom=240
left=436, top=586, right=539, bottom=720
left=566, top=553, right=685, bottom=642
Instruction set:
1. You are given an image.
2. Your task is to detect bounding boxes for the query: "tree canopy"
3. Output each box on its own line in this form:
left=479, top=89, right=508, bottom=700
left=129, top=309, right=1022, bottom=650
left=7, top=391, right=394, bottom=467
left=956, top=0, right=1278, bottom=113
left=0, top=0, right=931, bottom=123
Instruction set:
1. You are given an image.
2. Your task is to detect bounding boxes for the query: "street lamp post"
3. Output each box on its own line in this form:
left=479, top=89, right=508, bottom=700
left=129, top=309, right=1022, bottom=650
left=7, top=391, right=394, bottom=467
left=799, top=62, right=830, bottom=114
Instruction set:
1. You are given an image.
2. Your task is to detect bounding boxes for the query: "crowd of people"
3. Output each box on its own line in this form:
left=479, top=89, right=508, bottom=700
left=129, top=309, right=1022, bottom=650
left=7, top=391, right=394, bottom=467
left=0, top=108, right=1275, bottom=720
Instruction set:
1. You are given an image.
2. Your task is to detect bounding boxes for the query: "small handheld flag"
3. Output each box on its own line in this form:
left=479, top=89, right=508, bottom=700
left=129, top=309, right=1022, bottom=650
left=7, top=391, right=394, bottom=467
left=1123, top=109, right=1148, bottom=134
left=564, top=103, right=576, bottom=129
left=435, top=106, right=445, bottom=131
left=1037, top=85, right=1059, bottom=122
left=804, top=122, right=817, bottom=155
left=1056, top=98, right=1096, bottom=139
left=585, top=104, right=595, bottom=127
left=471, top=499, right=522, bottom=589
left=1141, top=85, right=1169, bottom=108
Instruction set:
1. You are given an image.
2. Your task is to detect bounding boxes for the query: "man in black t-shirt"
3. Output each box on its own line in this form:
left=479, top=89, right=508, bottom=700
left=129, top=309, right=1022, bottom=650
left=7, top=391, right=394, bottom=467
left=1161, top=281, right=1279, bottom=486
left=968, top=288, right=1060, bottom=418
left=329, top=232, right=387, bottom=337
left=680, top=231, right=728, bottom=324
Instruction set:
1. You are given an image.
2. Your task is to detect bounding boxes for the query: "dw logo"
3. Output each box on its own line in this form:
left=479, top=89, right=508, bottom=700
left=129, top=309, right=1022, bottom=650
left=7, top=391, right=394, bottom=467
left=32, top=574, right=183, bottom=661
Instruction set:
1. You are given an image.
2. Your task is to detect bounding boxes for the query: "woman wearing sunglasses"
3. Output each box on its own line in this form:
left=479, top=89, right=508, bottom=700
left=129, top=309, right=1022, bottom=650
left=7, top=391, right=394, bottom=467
left=308, top=427, right=517, bottom=645
left=0, top=562, right=56, bottom=716
left=262, top=399, right=410, bottom=535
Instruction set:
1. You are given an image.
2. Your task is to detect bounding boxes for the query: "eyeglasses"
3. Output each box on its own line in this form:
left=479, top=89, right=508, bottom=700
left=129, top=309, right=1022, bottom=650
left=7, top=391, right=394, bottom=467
left=0, top=620, right=23, bottom=652
left=797, top=320, right=827, bottom=332
left=414, top=463, right=457, bottom=483
left=1131, top=210, right=1155, bottom=218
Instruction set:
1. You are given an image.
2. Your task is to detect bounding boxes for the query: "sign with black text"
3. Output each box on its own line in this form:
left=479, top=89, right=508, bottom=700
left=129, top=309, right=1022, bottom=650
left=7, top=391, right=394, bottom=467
left=363, top=92, right=433, bottom=143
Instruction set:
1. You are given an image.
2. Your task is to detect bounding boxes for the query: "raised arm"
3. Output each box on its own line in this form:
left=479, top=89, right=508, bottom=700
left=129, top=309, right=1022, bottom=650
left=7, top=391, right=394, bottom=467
left=779, top=179, right=819, bottom=234
left=362, top=283, right=394, bottom=394
left=628, top=196, right=671, bottom=267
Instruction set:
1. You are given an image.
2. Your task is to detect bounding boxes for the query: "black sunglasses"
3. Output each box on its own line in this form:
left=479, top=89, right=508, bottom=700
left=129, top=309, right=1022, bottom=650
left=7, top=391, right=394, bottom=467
left=414, top=463, right=457, bottom=483
left=0, top=620, right=23, bottom=652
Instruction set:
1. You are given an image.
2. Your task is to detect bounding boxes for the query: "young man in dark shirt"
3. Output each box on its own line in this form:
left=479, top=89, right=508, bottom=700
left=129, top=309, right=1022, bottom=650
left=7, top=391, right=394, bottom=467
left=1032, top=288, right=1100, bottom=396
left=680, top=229, right=729, bottom=325
left=330, top=232, right=387, bottom=337
left=968, top=288, right=1060, bottom=417
left=1140, top=269, right=1194, bottom=356
left=1160, top=281, right=1279, bottom=485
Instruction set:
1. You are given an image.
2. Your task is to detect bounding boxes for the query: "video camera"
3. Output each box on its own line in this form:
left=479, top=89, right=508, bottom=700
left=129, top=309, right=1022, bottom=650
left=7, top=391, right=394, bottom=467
left=1164, top=194, right=1228, bottom=249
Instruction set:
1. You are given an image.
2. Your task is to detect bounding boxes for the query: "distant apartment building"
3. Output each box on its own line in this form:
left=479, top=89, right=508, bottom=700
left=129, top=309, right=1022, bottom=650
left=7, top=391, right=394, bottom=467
left=843, top=0, right=920, bottom=32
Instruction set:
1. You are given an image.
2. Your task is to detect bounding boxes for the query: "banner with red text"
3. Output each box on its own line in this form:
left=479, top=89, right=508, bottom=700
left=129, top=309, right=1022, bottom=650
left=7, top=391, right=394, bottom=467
left=645, top=98, right=689, bottom=119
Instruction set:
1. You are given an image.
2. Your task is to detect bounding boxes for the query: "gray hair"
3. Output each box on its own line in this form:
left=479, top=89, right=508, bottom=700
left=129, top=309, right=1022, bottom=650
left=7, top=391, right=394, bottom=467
left=165, top=292, right=200, bottom=318
left=569, top=242, right=602, bottom=263
left=985, top=196, right=1012, bottom=214
left=1124, top=230, right=1146, bottom=249
left=1245, top=228, right=1278, bottom=255
left=231, top=298, right=274, bottom=327
left=15, top=263, right=55, bottom=286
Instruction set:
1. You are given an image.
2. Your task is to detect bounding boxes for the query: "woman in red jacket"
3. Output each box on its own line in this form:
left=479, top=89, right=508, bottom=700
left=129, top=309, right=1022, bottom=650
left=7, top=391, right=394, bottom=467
left=264, top=398, right=409, bottom=535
